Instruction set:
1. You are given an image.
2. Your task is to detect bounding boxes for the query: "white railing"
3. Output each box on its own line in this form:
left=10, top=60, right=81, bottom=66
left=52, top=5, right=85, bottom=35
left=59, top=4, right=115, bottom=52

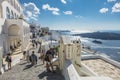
left=63, top=60, right=81, bottom=80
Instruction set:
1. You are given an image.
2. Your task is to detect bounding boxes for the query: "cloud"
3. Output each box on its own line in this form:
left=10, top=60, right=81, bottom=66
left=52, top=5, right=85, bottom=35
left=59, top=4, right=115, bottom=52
left=107, top=0, right=116, bottom=2
left=61, top=0, right=67, bottom=4
left=63, top=11, right=72, bottom=15
left=42, top=4, right=60, bottom=15
left=99, top=8, right=108, bottom=13
left=42, top=4, right=49, bottom=10
left=31, top=17, right=37, bottom=21
left=26, top=11, right=32, bottom=17
left=23, top=2, right=40, bottom=21
left=112, top=2, right=120, bottom=13
left=52, top=11, right=60, bottom=15
left=42, top=4, right=59, bottom=11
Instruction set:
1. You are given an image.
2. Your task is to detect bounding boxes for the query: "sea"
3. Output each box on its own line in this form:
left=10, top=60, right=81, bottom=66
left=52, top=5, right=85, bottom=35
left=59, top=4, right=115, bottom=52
left=60, top=30, right=120, bottom=63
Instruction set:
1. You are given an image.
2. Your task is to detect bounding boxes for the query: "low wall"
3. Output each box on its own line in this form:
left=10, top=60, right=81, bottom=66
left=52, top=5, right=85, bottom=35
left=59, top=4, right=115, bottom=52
left=80, top=63, right=97, bottom=76
left=63, top=60, right=81, bottom=80
left=99, top=55, right=120, bottom=68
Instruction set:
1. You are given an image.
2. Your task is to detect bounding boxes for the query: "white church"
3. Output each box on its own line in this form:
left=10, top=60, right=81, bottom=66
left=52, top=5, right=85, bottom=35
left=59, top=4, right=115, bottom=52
left=0, top=0, right=30, bottom=56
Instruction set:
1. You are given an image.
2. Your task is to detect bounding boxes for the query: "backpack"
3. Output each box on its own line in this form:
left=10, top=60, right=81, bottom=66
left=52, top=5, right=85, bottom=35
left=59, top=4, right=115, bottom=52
left=44, top=54, right=49, bottom=61
left=5, top=56, right=11, bottom=62
left=44, top=50, right=51, bottom=61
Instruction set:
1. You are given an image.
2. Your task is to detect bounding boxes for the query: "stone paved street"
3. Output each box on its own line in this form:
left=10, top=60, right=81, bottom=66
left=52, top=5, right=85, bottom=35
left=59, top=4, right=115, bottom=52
left=0, top=43, right=64, bottom=80
left=0, top=59, right=64, bottom=80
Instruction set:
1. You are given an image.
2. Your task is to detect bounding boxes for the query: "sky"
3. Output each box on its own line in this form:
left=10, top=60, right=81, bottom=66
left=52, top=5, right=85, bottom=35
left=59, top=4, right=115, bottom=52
left=19, top=0, right=120, bottom=31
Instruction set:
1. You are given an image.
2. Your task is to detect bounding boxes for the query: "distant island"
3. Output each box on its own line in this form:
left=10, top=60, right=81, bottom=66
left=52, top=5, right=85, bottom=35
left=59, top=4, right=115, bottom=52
left=55, top=30, right=70, bottom=32
left=73, top=31, right=120, bottom=40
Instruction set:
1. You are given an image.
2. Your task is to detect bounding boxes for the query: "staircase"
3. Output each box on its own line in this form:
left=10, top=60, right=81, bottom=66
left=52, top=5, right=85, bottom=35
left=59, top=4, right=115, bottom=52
left=12, top=46, right=22, bottom=55
left=1, top=46, right=23, bottom=74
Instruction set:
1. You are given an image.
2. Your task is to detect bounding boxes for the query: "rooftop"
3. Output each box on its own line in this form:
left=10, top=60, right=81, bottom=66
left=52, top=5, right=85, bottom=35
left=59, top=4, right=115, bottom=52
left=82, top=59, right=120, bottom=80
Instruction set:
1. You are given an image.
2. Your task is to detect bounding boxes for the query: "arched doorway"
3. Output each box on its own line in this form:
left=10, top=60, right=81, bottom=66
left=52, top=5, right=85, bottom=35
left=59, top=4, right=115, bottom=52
left=8, top=24, right=21, bottom=51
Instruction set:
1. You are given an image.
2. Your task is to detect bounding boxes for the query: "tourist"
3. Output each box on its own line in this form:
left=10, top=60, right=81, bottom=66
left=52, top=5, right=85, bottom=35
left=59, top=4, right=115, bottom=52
left=40, top=49, right=45, bottom=65
left=44, top=48, right=54, bottom=72
left=5, top=53, right=12, bottom=70
left=50, top=48, right=56, bottom=58
left=35, top=41, right=38, bottom=48
left=26, top=50, right=30, bottom=62
left=23, top=51, right=26, bottom=60
left=32, top=39, right=34, bottom=43
left=10, top=45, right=13, bottom=51
left=32, top=43, right=35, bottom=48
left=30, top=51, right=37, bottom=65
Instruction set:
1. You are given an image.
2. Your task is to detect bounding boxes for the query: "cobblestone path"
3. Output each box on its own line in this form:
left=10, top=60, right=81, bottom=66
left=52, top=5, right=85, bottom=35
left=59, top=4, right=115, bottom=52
left=0, top=45, right=64, bottom=80
left=0, top=60, right=64, bottom=80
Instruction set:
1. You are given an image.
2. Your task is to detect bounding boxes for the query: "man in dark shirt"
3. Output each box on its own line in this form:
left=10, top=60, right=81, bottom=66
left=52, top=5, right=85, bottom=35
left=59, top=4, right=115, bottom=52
left=45, top=48, right=54, bottom=72
left=30, top=51, right=37, bottom=65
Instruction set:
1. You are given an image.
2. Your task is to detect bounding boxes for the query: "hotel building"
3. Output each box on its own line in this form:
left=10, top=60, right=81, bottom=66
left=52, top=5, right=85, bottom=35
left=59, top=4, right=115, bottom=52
left=0, top=0, right=30, bottom=56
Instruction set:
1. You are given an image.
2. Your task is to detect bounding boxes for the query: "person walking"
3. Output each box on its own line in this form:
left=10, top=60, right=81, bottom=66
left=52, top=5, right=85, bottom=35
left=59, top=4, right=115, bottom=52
left=40, top=49, right=45, bottom=65
left=32, top=43, right=35, bottom=48
left=5, top=53, right=12, bottom=70
left=26, top=50, right=30, bottom=62
left=44, top=48, right=54, bottom=72
left=30, top=51, right=37, bottom=65
left=23, top=51, right=26, bottom=60
left=50, top=48, right=56, bottom=58
left=35, top=41, right=38, bottom=48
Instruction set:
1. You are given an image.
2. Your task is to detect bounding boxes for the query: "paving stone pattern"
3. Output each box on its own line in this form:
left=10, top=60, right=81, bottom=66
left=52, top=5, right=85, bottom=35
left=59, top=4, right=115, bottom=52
left=82, top=59, right=120, bottom=80
left=0, top=44, right=64, bottom=80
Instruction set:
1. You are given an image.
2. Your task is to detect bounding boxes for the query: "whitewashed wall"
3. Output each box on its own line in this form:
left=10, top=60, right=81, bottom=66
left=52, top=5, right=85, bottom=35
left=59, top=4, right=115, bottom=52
left=1, top=1, right=21, bottom=19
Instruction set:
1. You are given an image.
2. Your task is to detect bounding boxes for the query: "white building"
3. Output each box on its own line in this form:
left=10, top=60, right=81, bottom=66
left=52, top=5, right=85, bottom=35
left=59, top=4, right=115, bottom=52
left=0, top=0, right=30, bottom=56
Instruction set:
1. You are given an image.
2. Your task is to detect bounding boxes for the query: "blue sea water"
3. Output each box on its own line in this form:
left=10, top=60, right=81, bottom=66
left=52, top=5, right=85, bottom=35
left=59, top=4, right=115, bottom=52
left=80, top=37, right=120, bottom=62
left=60, top=30, right=120, bottom=62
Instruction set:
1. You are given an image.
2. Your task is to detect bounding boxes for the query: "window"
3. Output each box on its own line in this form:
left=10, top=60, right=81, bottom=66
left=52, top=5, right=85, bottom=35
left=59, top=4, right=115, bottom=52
left=11, top=10, right=14, bottom=19
left=15, top=13, right=16, bottom=18
left=6, top=7, right=10, bottom=19
left=16, top=5, right=18, bottom=11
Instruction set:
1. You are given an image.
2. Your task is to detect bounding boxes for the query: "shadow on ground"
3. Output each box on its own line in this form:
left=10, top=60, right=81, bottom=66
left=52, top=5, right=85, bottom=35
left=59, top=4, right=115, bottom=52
left=38, top=70, right=65, bottom=80
left=23, top=64, right=33, bottom=70
left=34, top=64, right=43, bottom=68
left=19, top=62, right=28, bottom=65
